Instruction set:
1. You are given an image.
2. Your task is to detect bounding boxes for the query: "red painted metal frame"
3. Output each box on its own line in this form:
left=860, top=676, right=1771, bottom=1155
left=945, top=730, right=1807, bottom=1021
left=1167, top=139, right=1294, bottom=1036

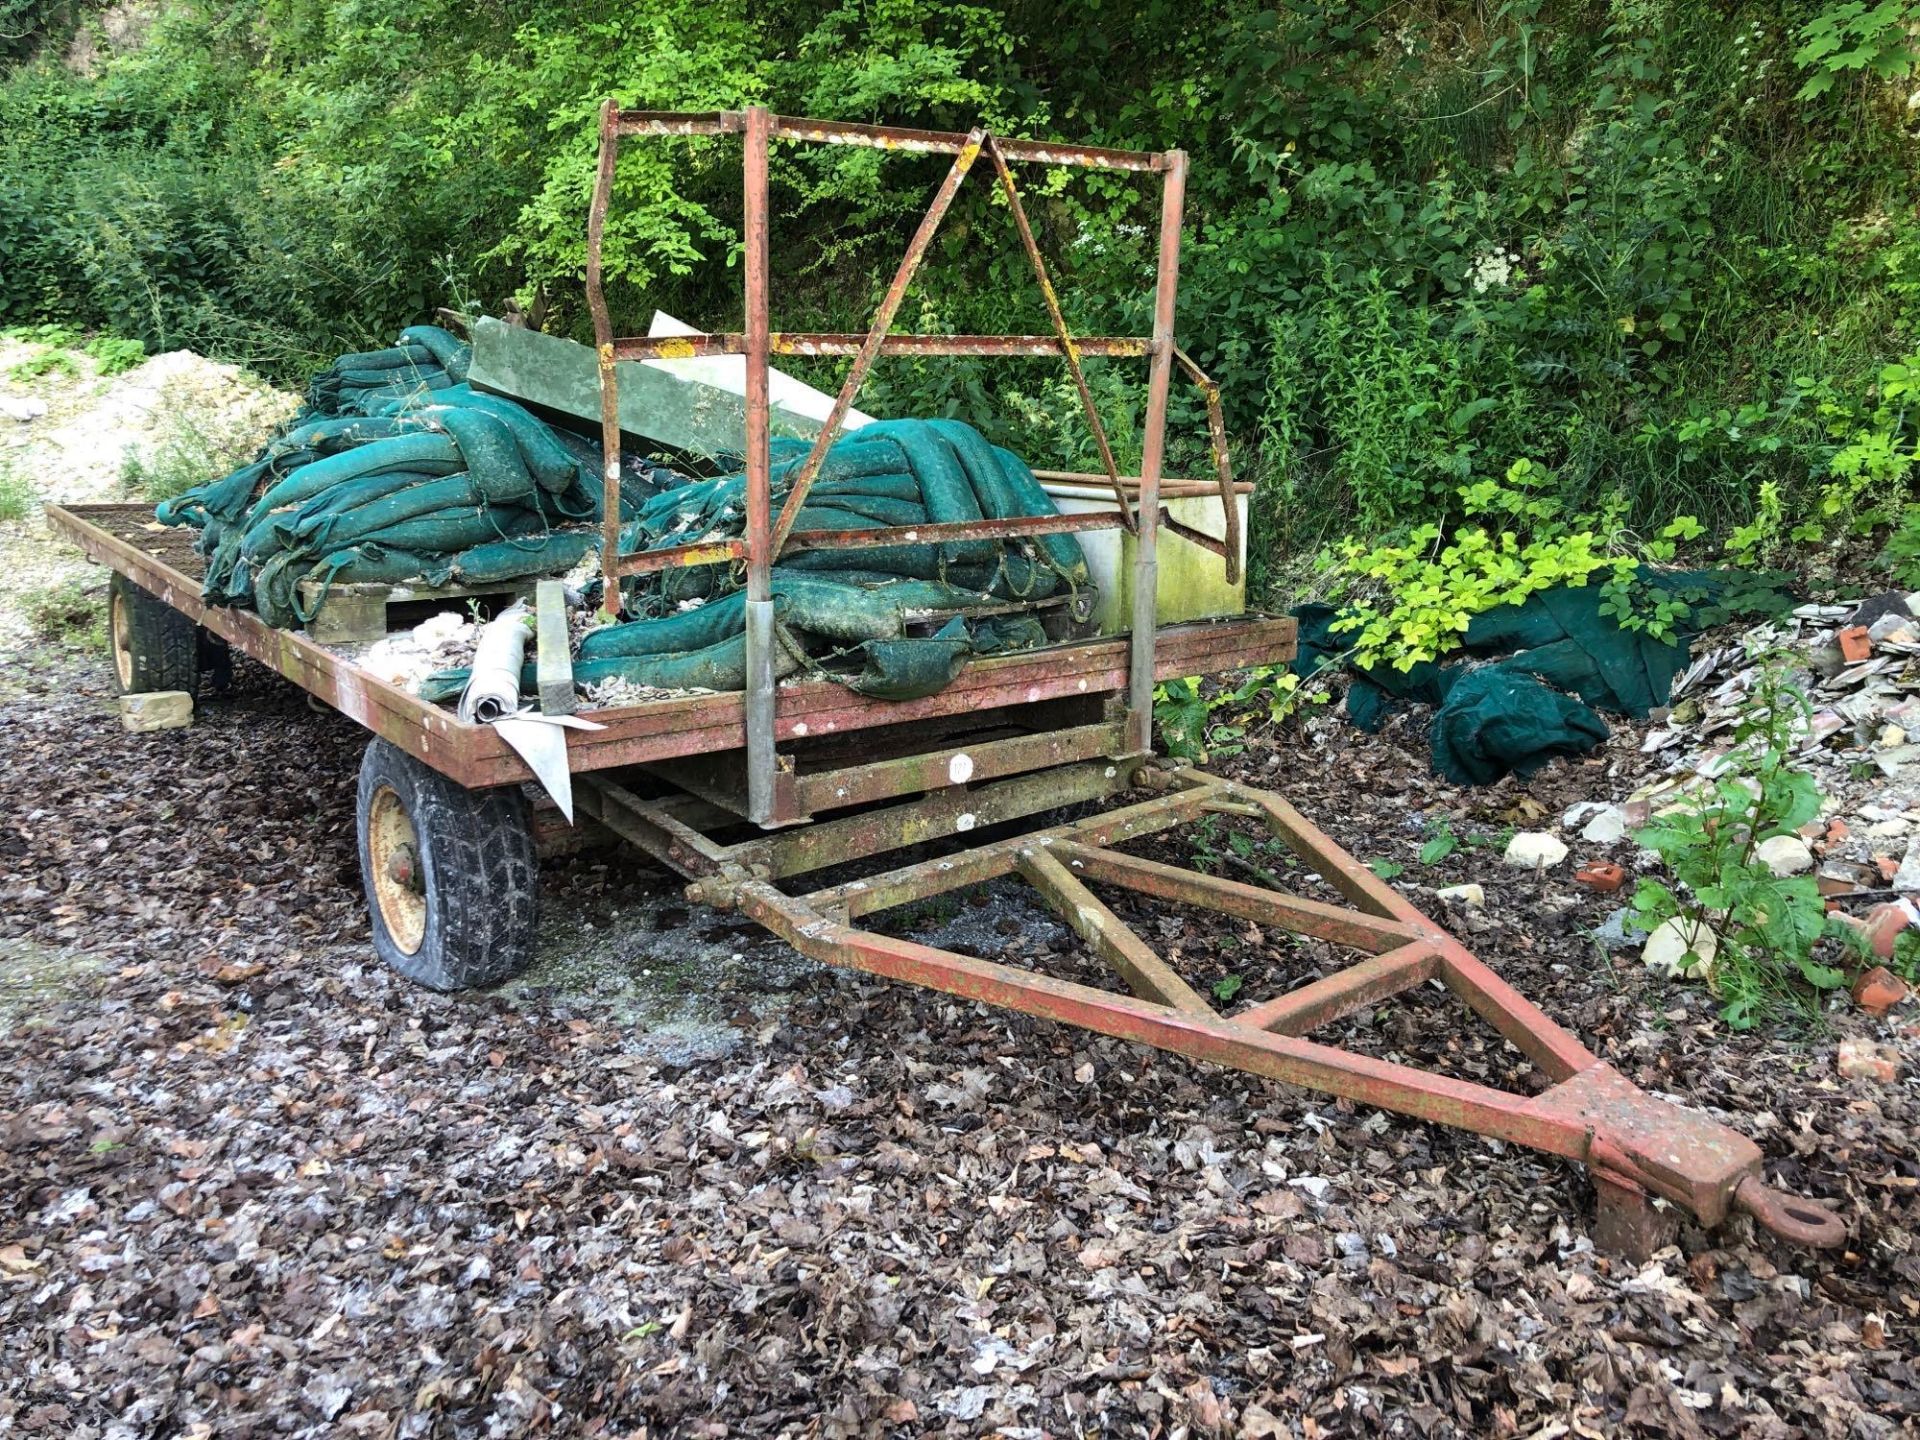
left=672, top=764, right=1844, bottom=1255
left=45, top=504, right=1294, bottom=793
left=579, top=107, right=1245, bottom=820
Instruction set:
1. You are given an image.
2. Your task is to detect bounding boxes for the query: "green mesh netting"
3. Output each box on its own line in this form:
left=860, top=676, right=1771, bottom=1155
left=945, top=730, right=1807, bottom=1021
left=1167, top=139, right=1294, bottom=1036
left=1291, top=570, right=1793, bottom=785
left=156, top=327, right=1087, bottom=706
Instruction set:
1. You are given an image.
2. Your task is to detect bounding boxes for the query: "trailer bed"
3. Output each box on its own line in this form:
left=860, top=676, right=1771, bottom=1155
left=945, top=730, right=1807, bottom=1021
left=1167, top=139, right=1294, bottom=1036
left=49, top=503, right=1297, bottom=793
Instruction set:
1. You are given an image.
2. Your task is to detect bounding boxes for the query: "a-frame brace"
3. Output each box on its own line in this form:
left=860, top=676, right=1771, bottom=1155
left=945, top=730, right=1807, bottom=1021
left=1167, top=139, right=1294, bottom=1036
left=582, top=763, right=1847, bottom=1257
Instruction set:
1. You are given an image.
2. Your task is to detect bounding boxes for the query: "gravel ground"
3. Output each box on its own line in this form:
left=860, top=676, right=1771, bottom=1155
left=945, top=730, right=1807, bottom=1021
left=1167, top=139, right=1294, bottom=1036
left=2, top=635, right=1917, bottom=1439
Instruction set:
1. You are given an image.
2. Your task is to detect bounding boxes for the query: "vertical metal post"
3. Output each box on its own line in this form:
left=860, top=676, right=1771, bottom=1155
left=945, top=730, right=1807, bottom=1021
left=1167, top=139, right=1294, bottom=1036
left=742, top=106, right=778, bottom=823
left=1128, top=150, right=1186, bottom=754
left=585, top=99, right=623, bottom=620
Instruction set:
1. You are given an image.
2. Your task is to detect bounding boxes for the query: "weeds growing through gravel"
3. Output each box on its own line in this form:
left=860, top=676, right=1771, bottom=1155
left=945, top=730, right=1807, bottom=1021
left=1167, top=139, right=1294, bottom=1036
left=1630, top=659, right=1846, bottom=1029
left=121, top=402, right=265, bottom=504
left=23, top=578, right=106, bottom=652
left=0, top=457, right=31, bottom=523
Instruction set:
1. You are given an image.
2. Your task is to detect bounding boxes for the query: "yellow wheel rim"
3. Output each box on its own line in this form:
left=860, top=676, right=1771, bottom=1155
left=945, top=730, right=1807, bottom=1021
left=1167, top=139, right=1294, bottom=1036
left=367, top=785, right=427, bottom=955
left=109, top=589, right=134, bottom=692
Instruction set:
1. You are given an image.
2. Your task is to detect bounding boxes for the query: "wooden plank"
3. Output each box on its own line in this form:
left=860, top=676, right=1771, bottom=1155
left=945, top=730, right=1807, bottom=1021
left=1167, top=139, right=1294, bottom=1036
left=535, top=580, right=575, bottom=716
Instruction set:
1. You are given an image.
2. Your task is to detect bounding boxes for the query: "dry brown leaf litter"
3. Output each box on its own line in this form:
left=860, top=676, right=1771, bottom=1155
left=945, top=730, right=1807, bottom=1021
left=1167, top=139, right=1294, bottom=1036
left=1, top=649, right=1916, bottom=1439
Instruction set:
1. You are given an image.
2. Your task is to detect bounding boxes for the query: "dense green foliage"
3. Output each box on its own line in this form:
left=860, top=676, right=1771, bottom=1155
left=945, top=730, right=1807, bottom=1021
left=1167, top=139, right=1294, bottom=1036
left=6, top=0, right=1920, bottom=596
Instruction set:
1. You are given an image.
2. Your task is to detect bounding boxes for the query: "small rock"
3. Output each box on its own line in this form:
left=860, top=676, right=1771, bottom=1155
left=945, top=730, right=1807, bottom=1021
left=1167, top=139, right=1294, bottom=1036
left=1838, top=626, right=1873, bottom=663
left=1754, top=835, right=1814, bottom=877
left=1581, top=806, right=1629, bottom=845
left=1868, top=611, right=1914, bottom=644
left=118, top=691, right=193, bottom=733
left=1643, top=915, right=1717, bottom=980
left=1837, top=1037, right=1902, bottom=1084
left=1893, top=837, right=1920, bottom=893
left=1851, top=592, right=1913, bottom=630
left=1503, top=832, right=1568, bottom=871
left=1851, top=965, right=1910, bottom=1018
left=0, top=395, right=47, bottom=422
left=1561, top=801, right=1611, bottom=830
left=1593, top=907, right=1649, bottom=952
left=1435, top=883, right=1484, bottom=908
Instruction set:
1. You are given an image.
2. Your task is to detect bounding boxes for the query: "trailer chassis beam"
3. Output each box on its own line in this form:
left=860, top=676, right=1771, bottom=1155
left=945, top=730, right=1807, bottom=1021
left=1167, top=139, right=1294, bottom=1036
left=612, top=763, right=1844, bottom=1256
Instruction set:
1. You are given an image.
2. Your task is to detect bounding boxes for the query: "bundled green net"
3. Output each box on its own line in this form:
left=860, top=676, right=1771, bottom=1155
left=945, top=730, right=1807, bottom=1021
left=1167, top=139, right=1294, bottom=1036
left=158, top=327, right=1088, bottom=705
left=585, top=418, right=1090, bottom=699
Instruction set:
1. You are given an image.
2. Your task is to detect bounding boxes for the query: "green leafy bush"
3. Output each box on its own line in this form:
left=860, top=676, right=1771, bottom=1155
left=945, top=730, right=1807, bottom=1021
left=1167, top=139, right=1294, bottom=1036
left=1327, top=460, right=1703, bottom=672
left=0, top=455, right=32, bottom=523
left=1630, top=662, right=1847, bottom=1030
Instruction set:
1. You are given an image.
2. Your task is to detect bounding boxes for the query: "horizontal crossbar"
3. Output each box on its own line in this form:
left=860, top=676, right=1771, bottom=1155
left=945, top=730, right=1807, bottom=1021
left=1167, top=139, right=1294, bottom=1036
left=1049, top=842, right=1417, bottom=953
left=1233, top=941, right=1438, bottom=1035
left=610, top=110, right=1167, bottom=172
left=611, top=333, right=1153, bottom=360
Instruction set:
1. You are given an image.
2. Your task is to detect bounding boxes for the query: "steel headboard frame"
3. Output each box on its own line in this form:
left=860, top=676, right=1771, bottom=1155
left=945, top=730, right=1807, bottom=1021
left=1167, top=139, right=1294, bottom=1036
left=582, top=106, right=1244, bottom=823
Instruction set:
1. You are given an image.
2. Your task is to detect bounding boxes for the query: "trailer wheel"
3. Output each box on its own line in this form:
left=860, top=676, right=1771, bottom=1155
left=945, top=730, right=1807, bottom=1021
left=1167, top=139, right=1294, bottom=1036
left=108, top=573, right=199, bottom=697
left=355, top=739, right=539, bottom=991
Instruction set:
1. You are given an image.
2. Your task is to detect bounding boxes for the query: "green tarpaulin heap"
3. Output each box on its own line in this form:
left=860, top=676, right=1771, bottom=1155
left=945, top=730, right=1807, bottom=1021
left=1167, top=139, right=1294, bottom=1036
left=156, top=326, right=671, bottom=628
left=1292, top=570, right=1791, bottom=785
left=157, top=328, right=1087, bottom=704
left=556, top=418, right=1090, bottom=700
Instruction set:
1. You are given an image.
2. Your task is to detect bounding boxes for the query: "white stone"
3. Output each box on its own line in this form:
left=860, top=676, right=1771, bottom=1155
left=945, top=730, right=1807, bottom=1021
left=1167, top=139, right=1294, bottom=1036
left=1435, top=883, right=1484, bottom=908
left=118, top=690, right=193, bottom=732
left=0, top=395, right=47, bottom=422
left=1502, top=831, right=1568, bottom=870
left=1894, top=836, right=1920, bottom=893
left=1754, top=835, right=1814, bottom=877
left=1581, top=806, right=1629, bottom=845
left=1561, top=801, right=1610, bottom=830
left=1643, top=916, right=1718, bottom=980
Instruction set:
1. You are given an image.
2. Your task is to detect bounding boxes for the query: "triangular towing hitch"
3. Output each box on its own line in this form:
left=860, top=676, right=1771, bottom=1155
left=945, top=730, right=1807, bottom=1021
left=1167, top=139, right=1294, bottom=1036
left=655, top=764, right=1847, bottom=1257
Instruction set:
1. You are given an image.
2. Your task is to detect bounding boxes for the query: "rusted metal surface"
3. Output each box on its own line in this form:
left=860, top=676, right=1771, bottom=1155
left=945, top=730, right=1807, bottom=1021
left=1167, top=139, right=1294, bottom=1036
left=1128, top=150, right=1186, bottom=755
left=985, top=136, right=1133, bottom=528
left=48, top=503, right=490, bottom=779
left=1016, top=845, right=1211, bottom=1014
left=1232, top=940, right=1438, bottom=1035
left=50, top=504, right=1296, bottom=794
left=711, top=765, right=1846, bottom=1252
left=742, top=106, right=777, bottom=824
left=585, top=112, right=1237, bottom=819
left=611, top=334, right=1153, bottom=360
left=613, top=110, right=745, bottom=137
left=586, top=99, right=626, bottom=610
left=790, top=719, right=1127, bottom=816
left=1032, top=470, right=1252, bottom=497
left=767, top=129, right=986, bottom=559
left=784, top=509, right=1152, bottom=553
left=1173, top=346, right=1243, bottom=585
left=765, top=114, right=1165, bottom=172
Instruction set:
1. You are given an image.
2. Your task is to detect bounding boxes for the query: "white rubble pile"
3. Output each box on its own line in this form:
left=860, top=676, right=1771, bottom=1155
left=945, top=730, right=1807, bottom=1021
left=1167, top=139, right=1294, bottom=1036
left=1626, top=593, right=1920, bottom=897
left=352, top=611, right=478, bottom=693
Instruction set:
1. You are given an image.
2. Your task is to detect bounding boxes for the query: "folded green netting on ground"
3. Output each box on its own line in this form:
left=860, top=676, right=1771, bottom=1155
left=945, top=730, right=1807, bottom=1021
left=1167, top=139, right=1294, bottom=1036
left=1290, top=570, right=1794, bottom=785
left=158, top=331, right=1088, bottom=704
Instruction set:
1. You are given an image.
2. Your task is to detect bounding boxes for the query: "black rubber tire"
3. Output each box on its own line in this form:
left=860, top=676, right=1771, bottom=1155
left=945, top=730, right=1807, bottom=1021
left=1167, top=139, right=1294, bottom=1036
left=355, top=738, right=539, bottom=991
left=108, top=572, right=199, bottom=697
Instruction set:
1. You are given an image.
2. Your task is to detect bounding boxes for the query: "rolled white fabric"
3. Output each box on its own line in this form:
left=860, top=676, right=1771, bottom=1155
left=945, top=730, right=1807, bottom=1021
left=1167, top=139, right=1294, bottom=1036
left=459, top=603, right=531, bottom=724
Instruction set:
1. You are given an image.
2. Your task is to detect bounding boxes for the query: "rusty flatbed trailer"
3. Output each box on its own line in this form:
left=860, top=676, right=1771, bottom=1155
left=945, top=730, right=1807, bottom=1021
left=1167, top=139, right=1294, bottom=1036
left=45, top=109, right=1848, bottom=1257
